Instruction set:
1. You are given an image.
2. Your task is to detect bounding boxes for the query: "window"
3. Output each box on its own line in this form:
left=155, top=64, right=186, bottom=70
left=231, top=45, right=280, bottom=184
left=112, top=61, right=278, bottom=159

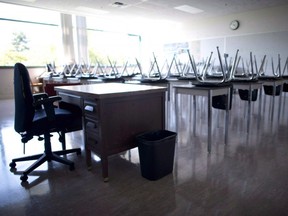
left=0, top=3, right=61, bottom=66
left=0, top=3, right=142, bottom=68
left=85, top=15, right=142, bottom=69
left=87, top=29, right=141, bottom=65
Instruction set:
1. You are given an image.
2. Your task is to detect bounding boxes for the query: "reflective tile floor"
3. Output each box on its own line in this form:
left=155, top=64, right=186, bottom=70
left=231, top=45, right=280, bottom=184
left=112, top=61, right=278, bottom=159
left=1, top=91, right=288, bottom=216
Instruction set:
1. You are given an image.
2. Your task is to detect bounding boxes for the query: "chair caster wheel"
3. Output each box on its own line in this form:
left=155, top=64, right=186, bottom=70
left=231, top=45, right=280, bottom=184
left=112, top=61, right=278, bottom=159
left=69, top=164, right=75, bottom=171
left=20, top=174, right=28, bottom=182
left=9, top=161, right=16, bottom=169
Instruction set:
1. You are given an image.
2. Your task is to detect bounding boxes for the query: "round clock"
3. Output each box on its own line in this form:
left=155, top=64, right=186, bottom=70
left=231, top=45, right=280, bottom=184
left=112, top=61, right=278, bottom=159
left=230, top=20, right=240, bottom=30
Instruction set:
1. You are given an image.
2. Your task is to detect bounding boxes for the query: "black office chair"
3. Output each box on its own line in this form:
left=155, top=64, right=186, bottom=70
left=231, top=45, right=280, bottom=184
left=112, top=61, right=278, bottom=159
left=10, top=63, right=82, bottom=182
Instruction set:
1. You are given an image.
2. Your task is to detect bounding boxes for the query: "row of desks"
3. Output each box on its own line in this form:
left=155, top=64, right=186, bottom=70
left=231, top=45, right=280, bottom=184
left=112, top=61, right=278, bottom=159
left=173, top=78, right=287, bottom=154
left=54, top=78, right=287, bottom=180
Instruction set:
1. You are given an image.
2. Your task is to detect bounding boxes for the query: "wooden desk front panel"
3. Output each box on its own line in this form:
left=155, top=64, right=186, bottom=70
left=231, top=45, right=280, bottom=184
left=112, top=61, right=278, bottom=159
left=83, top=92, right=165, bottom=157
left=56, top=83, right=167, bottom=179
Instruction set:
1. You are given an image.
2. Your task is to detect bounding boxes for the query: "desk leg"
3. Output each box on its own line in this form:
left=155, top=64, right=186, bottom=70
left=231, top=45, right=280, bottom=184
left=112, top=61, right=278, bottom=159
left=193, top=95, right=196, bottom=136
left=278, top=84, right=283, bottom=121
left=257, top=88, right=262, bottom=130
left=101, top=156, right=109, bottom=182
left=247, top=85, right=252, bottom=134
left=225, top=88, right=230, bottom=145
left=175, top=91, right=178, bottom=133
left=263, top=91, right=266, bottom=114
left=271, top=83, right=276, bottom=121
left=207, top=91, right=212, bottom=153
left=85, top=148, right=92, bottom=170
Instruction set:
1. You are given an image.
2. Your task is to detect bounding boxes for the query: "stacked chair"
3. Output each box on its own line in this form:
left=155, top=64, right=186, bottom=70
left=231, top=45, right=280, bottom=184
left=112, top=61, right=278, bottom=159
left=184, top=47, right=240, bottom=110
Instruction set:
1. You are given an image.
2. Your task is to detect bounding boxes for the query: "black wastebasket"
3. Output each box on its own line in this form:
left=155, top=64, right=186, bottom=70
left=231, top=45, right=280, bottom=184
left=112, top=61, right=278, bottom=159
left=136, top=130, right=177, bottom=181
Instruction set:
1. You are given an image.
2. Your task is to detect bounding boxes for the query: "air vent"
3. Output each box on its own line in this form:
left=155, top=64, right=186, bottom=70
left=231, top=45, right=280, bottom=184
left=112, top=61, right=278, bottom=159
left=112, top=2, right=127, bottom=8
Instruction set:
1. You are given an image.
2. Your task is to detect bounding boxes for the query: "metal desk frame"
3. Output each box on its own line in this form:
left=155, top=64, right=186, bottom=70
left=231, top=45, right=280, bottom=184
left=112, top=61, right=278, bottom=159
left=174, top=84, right=231, bottom=153
left=232, top=81, right=263, bottom=132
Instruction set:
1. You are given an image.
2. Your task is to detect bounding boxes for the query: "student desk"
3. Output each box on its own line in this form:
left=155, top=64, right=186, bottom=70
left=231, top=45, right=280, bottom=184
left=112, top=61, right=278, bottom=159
left=232, top=81, right=263, bottom=132
left=261, top=79, right=284, bottom=121
left=55, top=83, right=166, bottom=182
left=44, top=78, right=81, bottom=96
left=174, top=84, right=231, bottom=153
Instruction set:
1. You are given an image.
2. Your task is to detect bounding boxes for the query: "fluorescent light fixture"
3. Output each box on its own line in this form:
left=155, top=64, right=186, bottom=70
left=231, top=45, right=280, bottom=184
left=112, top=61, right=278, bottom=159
left=76, top=6, right=109, bottom=15
left=174, top=5, right=203, bottom=14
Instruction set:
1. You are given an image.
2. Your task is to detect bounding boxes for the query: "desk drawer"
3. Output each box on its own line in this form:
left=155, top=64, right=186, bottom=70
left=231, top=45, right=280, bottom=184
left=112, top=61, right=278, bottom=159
left=84, top=117, right=100, bottom=135
left=84, top=118, right=100, bottom=151
left=85, top=131, right=100, bottom=152
left=58, top=92, right=82, bottom=107
left=83, top=100, right=98, bottom=117
left=84, top=116, right=100, bottom=152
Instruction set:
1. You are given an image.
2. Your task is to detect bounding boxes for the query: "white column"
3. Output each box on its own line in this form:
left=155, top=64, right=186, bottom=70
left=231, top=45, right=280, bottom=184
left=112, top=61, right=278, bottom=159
left=60, top=13, right=75, bottom=63
left=75, top=16, right=88, bottom=64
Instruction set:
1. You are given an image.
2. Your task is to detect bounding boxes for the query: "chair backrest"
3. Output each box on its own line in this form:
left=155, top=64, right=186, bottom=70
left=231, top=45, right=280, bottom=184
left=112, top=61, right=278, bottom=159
left=14, top=63, right=35, bottom=133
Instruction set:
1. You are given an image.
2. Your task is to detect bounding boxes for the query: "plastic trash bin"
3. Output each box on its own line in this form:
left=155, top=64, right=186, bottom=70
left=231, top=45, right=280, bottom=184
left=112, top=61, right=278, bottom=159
left=136, top=130, right=177, bottom=181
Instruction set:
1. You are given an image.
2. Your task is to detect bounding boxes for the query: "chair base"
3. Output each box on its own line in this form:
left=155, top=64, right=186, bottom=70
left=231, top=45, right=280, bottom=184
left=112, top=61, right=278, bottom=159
left=10, top=148, right=81, bottom=182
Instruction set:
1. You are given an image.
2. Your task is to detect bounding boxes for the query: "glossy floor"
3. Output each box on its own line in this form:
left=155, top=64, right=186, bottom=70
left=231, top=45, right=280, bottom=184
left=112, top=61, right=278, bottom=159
left=1, top=91, right=288, bottom=216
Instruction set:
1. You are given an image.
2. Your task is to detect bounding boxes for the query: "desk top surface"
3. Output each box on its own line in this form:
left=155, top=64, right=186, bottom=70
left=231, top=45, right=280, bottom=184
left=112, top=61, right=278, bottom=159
left=173, top=84, right=231, bottom=97
left=173, top=84, right=230, bottom=90
left=55, top=83, right=166, bottom=99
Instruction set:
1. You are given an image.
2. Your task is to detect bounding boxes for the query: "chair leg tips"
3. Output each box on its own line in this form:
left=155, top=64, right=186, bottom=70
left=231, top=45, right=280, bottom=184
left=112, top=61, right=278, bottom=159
left=9, top=161, right=16, bottom=169
left=20, top=174, right=28, bottom=182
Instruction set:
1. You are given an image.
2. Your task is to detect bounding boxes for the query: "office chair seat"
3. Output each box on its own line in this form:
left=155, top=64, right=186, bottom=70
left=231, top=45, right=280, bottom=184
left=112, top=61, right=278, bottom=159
left=10, top=62, right=82, bottom=182
left=31, top=108, right=75, bottom=133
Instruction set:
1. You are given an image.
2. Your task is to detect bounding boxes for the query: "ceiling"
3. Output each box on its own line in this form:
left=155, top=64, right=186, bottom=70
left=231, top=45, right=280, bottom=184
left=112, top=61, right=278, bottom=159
left=1, top=0, right=288, bottom=23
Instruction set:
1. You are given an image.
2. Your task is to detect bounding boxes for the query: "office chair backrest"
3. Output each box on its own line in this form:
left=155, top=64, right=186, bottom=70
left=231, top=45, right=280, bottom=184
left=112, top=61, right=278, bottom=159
left=14, top=63, right=35, bottom=133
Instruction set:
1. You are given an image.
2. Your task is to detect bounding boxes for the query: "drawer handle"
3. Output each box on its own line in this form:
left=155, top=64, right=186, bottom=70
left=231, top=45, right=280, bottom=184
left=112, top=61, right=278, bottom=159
left=84, top=105, right=94, bottom=112
left=86, top=121, right=97, bottom=129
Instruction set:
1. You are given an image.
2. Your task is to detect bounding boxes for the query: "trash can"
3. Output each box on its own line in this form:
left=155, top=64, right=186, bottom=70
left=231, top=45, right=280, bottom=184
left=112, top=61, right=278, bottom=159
left=136, top=130, right=177, bottom=181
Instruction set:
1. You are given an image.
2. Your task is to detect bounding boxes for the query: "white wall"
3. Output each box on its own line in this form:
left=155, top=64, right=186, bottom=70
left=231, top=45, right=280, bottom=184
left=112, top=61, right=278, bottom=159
left=0, top=67, right=46, bottom=99
left=138, top=5, right=288, bottom=74
left=179, top=5, right=288, bottom=70
left=181, top=5, right=288, bottom=41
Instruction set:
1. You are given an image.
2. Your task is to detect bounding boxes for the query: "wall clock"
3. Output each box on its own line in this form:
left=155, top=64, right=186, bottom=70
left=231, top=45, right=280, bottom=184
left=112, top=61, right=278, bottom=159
left=230, top=20, right=240, bottom=30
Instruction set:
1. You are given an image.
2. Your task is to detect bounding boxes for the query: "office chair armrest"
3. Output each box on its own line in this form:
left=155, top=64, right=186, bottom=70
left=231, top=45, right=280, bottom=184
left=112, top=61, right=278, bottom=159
left=33, top=93, right=48, bottom=101
left=33, top=96, right=62, bottom=121
left=33, top=93, right=49, bottom=110
left=33, top=96, right=62, bottom=107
